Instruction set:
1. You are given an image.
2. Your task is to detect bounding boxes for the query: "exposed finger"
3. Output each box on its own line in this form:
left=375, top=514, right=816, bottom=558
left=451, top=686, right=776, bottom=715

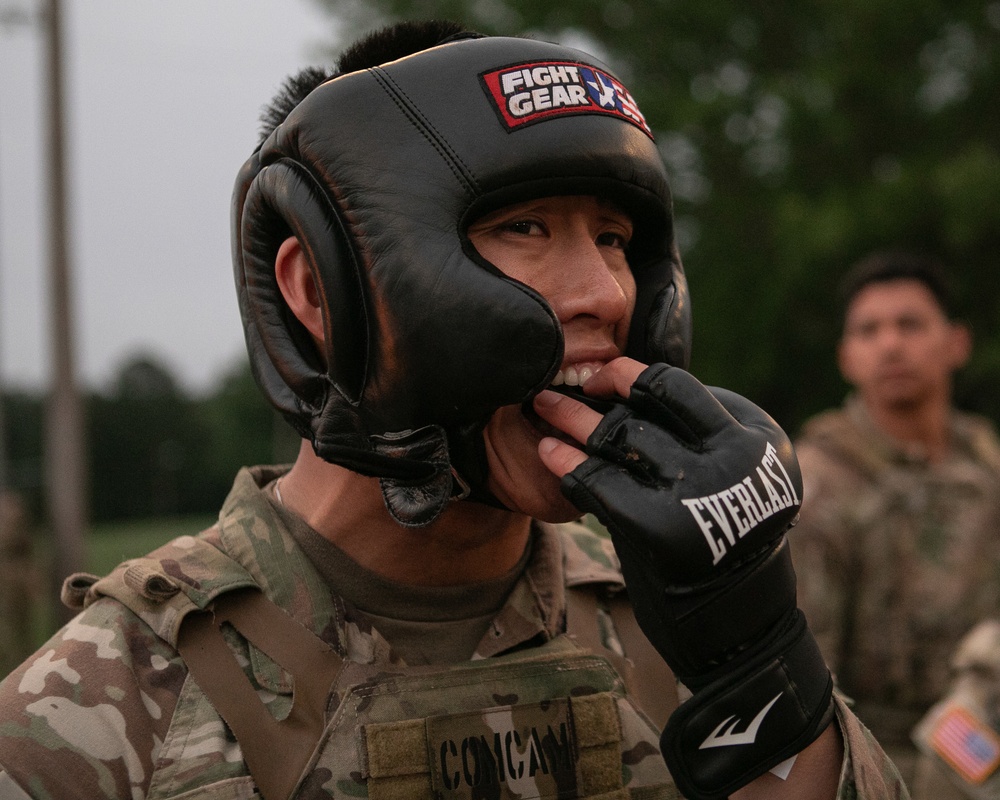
left=533, top=390, right=603, bottom=444
left=582, top=356, right=647, bottom=400
left=538, top=437, right=588, bottom=478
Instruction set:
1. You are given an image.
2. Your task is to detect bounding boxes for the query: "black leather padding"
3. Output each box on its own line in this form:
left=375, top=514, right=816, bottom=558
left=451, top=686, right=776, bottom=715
left=232, top=34, right=692, bottom=521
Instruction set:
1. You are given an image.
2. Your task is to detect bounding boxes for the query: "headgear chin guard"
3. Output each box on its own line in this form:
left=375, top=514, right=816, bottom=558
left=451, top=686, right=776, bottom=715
left=232, top=34, right=691, bottom=526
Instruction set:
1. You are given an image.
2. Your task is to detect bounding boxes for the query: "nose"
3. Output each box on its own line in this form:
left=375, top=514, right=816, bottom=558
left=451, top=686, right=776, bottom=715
left=544, top=237, right=632, bottom=332
left=874, top=322, right=906, bottom=354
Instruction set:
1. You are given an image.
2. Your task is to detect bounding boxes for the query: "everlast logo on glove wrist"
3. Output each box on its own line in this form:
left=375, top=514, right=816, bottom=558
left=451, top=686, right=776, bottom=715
left=681, top=442, right=800, bottom=565
left=480, top=61, right=653, bottom=138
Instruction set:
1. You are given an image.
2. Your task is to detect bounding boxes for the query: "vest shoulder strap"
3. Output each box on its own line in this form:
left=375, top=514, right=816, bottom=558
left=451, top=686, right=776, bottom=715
left=64, top=530, right=340, bottom=799
left=61, top=529, right=260, bottom=647
left=177, top=587, right=344, bottom=800
left=565, top=586, right=677, bottom=730
left=556, top=520, right=677, bottom=729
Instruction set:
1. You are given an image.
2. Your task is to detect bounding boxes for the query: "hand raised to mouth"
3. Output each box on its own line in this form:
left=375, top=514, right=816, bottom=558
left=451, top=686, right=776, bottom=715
left=533, top=356, right=646, bottom=475
left=534, top=357, right=833, bottom=800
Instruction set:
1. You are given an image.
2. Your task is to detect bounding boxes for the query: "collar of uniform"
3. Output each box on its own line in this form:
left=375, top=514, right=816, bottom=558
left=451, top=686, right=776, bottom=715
left=471, top=521, right=563, bottom=659
left=217, top=467, right=552, bottom=671
left=845, top=392, right=997, bottom=469
left=216, top=471, right=629, bottom=671
left=559, top=518, right=626, bottom=590
left=471, top=519, right=626, bottom=659
left=845, top=394, right=932, bottom=465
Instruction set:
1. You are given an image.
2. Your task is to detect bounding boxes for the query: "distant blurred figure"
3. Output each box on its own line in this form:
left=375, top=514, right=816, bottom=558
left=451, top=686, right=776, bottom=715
left=0, top=489, right=37, bottom=677
left=789, top=249, right=1000, bottom=795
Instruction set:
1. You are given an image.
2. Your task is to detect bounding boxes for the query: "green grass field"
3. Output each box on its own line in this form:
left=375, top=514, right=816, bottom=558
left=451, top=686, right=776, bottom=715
left=18, top=515, right=217, bottom=657
left=86, top=515, right=216, bottom=576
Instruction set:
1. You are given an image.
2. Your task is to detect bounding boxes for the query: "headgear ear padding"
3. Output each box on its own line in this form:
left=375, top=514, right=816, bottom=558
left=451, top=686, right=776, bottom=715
left=233, top=34, right=692, bottom=525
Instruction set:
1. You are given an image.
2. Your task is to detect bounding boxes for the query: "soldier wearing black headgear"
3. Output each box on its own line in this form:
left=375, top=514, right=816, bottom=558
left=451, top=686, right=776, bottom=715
left=0, top=20, right=906, bottom=800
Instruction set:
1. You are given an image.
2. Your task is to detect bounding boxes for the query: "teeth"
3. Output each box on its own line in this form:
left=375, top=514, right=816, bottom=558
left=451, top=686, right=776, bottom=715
left=552, top=363, right=600, bottom=388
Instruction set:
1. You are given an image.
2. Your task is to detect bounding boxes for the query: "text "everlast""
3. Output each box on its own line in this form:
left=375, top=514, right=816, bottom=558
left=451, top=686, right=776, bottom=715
left=681, top=441, right=799, bottom=565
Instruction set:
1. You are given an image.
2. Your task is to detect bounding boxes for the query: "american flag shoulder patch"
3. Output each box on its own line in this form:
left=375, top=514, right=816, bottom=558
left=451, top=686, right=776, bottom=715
left=930, top=703, right=1000, bottom=784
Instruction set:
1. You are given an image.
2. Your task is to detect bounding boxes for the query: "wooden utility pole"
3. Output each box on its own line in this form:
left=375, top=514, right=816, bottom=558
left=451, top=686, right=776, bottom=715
left=41, top=0, right=86, bottom=623
left=0, top=0, right=38, bottom=505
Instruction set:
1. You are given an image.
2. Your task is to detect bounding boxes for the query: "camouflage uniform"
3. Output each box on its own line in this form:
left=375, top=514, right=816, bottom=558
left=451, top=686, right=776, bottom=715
left=790, top=393, right=1000, bottom=791
left=0, top=466, right=906, bottom=798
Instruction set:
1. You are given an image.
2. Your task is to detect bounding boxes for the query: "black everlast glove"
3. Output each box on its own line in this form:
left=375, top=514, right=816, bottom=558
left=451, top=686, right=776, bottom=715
left=561, top=363, right=834, bottom=800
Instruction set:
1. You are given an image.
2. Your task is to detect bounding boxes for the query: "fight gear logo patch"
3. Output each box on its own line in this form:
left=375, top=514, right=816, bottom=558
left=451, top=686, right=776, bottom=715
left=481, top=60, right=653, bottom=138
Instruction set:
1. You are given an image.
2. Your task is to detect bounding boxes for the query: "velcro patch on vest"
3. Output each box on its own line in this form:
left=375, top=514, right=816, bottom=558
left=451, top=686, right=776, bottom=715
left=363, top=693, right=624, bottom=800
left=480, top=61, right=653, bottom=138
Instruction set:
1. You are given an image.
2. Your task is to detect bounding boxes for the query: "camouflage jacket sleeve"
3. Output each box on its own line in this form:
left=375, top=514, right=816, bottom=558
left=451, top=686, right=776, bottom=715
left=835, top=694, right=911, bottom=798
left=0, top=598, right=187, bottom=799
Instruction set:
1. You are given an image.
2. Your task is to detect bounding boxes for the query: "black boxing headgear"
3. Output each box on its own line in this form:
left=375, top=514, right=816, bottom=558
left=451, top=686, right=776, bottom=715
left=232, top=34, right=691, bottom=525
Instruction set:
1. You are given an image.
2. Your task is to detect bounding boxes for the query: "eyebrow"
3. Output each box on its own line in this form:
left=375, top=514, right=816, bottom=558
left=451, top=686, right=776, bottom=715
left=594, top=198, right=634, bottom=226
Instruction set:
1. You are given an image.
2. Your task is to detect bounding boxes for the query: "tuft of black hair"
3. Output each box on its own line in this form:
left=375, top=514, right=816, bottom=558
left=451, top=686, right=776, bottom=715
left=838, top=249, right=957, bottom=318
left=258, top=66, right=335, bottom=145
left=257, top=21, right=479, bottom=146
left=337, top=19, right=476, bottom=75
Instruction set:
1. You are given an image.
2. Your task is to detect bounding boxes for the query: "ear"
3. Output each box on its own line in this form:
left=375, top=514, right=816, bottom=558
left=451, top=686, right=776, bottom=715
left=836, top=337, right=856, bottom=385
left=948, top=321, right=973, bottom=370
left=275, top=237, right=325, bottom=344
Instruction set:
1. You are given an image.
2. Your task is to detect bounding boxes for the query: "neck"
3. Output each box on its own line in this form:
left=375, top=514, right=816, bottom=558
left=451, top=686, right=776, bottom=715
left=862, top=393, right=953, bottom=463
left=276, top=441, right=532, bottom=586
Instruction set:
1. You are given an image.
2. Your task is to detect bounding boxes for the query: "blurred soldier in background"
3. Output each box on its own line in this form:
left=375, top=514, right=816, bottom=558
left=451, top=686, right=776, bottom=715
left=0, top=489, right=37, bottom=677
left=790, top=249, right=1000, bottom=794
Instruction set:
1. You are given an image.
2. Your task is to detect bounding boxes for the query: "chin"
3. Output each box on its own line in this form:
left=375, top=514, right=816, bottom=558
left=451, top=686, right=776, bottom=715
left=876, top=386, right=926, bottom=410
left=486, top=472, right=581, bottom=523
left=517, top=489, right=584, bottom=524
left=532, top=501, right=585, bottom=524
left=483, top=404, right=593, bottom=523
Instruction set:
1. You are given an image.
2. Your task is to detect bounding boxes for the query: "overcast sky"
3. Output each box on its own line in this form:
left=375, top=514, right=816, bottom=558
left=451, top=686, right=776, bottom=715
left=0, top=0, right=342, bottom=394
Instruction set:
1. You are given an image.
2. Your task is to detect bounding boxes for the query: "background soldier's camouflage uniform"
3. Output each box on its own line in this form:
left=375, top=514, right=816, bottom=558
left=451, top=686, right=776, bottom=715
left=911, top=619, right=1000, bottom=800
left=0, top=465, right=907, bottom=798
left=0, top=490, right=39, bottom=679
left=790, top=393, right=1000, bottom=794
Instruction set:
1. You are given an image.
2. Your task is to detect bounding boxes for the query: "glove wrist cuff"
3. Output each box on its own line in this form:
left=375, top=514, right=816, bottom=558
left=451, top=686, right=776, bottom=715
left=660, top=610, right=834, bottom=800
left=667, top=537, right=798, bottom=680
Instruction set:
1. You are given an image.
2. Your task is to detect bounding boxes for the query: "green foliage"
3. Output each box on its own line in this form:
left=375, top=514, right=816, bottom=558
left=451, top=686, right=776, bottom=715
left=315, top=0, right=1000, bottom=432
left=87, top=355, right=207, bottom=519
left=194, top=361, right=300, bottom=509
left=1, top=354, right=296, bottom=523
left=0, top=389, right=44, bottom=505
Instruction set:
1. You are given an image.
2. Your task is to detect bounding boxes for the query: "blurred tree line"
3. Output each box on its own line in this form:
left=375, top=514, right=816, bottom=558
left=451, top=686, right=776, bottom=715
left=321, top=0, right=1000, bottom=433
left=1, top=354, right=298, bottom=523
